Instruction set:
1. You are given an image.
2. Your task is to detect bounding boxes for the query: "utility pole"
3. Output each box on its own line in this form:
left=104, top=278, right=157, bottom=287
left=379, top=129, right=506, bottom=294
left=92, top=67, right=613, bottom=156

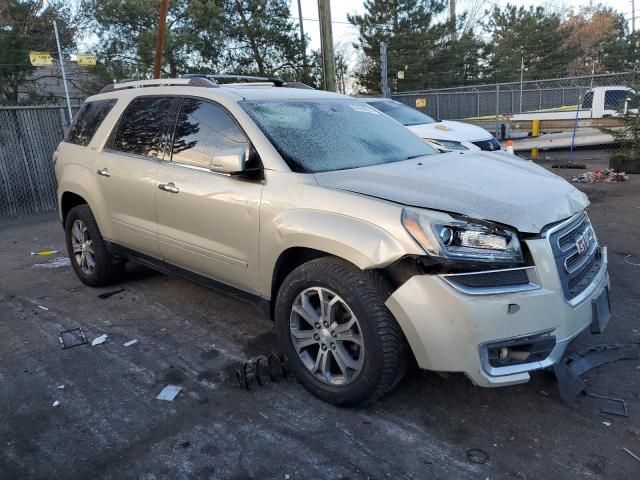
left=317, top=0, right=336, bottom=92
left=53, top=20, right=72, bottom=119
left=632, top=0, right=636, bottom=32
left=450, top=0, right=457, bottom=43
left=153, top=0, right=169, bottom=79
left=380, top=42, right=389, bottom=98
left=297, top=0, right=308, bottom=82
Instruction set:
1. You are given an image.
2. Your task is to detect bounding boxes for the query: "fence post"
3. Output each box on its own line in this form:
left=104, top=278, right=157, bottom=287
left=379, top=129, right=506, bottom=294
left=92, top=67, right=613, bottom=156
left=495, top=84, right=500, bottom=139
left=477, top=91, right=480, bottom=116
left=436, top=93, right=440, bottom=119
left=539, top=90, right=542, bottom=110
left=380, top=42, right=389, bottom=98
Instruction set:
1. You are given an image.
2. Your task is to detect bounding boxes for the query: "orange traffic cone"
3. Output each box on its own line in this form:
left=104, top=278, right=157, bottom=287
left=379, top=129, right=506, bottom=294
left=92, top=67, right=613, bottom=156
left=505, top=139, right=514, bottom=155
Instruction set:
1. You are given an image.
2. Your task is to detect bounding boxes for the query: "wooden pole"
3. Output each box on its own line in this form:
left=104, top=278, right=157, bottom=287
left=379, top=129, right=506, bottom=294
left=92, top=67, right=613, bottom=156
left=153, top=0, right=169, bottom=79
left=297, top=0, right=308, bottom=82
left=450, top=0, right=457, bottom=43
left=317, top=0, right=336, bottom=92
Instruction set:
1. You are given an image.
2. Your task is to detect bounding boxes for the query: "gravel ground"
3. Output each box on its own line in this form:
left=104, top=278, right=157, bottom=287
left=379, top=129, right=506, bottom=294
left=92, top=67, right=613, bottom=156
left=1, top=159, right=639, bottom=480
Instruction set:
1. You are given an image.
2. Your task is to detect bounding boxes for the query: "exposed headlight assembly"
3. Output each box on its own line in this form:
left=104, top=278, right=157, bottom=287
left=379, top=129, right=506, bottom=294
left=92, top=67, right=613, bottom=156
left=424, top=138, right=468, bottom=150
left=402, top=209, right=523, bottom=264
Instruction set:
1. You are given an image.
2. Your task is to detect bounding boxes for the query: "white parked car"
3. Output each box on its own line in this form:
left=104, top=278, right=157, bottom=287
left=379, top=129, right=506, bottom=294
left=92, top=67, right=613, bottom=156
left=365, top=98, right=502, bottom=152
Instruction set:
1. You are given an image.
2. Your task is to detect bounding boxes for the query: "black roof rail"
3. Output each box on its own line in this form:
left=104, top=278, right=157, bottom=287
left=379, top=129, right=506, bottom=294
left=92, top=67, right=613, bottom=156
left=181, top=73, right=287, bottom=87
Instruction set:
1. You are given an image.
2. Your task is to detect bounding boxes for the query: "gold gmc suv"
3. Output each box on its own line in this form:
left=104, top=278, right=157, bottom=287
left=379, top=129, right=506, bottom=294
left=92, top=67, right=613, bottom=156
left=54, top=76, right=610, bottom=406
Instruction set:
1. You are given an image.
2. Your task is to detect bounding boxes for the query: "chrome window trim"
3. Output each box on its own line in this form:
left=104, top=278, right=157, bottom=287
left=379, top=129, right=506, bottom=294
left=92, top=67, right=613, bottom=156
left=166, top=160, right=232, bottom=177
left=102, top=148, right=165, bottom=164
left=440, top=266, right=541, bottom=296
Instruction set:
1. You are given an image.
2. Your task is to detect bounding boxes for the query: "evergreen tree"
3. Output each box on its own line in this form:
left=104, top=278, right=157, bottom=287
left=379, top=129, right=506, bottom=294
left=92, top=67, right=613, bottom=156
left=602, top=91, right=640, bottom=171
left=483, top=4, right=575, bottom=82
left=348, top=0, right=448, bottom=93
left=0, top=0, right=76, bottom=104
left=221, top=0, right=303, bottom=77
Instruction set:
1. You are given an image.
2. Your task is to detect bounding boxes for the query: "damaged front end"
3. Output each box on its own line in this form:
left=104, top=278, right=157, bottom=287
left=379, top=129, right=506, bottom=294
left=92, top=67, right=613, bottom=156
left=381, top=210, right=610, bottom=388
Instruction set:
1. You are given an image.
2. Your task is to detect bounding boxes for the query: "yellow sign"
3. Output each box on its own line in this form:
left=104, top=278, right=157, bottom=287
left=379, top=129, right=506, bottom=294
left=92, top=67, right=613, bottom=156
left=77, top=53, right=97, bottom=66
left=397, top=70, right=404, bottom=80
left=416, top=97, right=427, bottom=108
left=29, top=51, right=52, bottom=66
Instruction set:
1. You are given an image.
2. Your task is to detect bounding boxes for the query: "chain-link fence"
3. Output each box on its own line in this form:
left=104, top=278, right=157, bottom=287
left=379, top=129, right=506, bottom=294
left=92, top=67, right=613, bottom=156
left=0, top=105, right=77, bottom=217
left=390, top=72, right=640, bottom=176
left=391, top=72, right=639, bottom=121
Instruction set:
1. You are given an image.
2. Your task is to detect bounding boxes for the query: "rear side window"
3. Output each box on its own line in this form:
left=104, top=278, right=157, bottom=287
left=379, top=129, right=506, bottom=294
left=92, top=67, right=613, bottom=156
left=171, top=98, right=249, bottom=168
left=66, top=99, right=116, bottom=146
left=581, top=92, right=593, bottom=109
left=111, top=96, right=174, bottom=158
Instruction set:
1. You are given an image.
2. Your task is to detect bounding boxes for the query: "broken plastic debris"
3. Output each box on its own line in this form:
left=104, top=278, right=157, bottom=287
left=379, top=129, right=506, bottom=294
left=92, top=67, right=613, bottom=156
left=571, top=168, right=629, bottom=183
left=623, top=447, right=640, bottom=463
left=98, top=288, right=125, bottom=299
left=624, top=255, right=640, bottom=267
left=34, top=257, right=71, bottom=269
left=156, top=385, right=183, bottom=401
left=52, top=401, right=60, bottom=407
left=59, top=328, right=88, bottom=349
left=91, top=334, right=108, bottom=346
left=57, top=385, right=65, bottom=390
left=123, top=339, right=138, bottom=347
left=37, top=305, right=49, bottom=311
left=31, top=250, right=59, bottom=256
left=602, top=421, right=611, bottom=427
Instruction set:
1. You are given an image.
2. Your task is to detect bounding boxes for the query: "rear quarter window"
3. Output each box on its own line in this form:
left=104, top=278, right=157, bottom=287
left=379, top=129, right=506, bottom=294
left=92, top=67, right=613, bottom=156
left=110, top=96, right=175, bottom=158
left=65, top=99, right=117, bottom=146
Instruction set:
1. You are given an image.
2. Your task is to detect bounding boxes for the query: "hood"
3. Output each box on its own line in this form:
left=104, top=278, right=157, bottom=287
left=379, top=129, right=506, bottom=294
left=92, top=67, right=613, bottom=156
left=314, top=151, right=589, bottom=233
left=408, top=120, right=492, bottom=142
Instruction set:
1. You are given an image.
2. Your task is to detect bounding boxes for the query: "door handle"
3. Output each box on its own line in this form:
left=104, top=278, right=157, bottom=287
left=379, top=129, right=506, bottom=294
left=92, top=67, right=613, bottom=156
left=159, top=182, right=180, bottom=194
left=97, top=167, right=111, bottom=177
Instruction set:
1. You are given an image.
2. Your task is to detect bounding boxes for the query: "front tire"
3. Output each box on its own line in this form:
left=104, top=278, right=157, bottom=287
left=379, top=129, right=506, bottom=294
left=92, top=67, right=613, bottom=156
left=64, top=204, right=124, bottom=287
left=275, top=257, right=407, bottom=406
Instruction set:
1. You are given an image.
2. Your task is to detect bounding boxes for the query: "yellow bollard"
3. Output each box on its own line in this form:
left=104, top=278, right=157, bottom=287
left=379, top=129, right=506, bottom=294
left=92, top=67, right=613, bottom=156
left=531, top=147, right=539, bottom=159
left=531, top=119, right=540, bottom=137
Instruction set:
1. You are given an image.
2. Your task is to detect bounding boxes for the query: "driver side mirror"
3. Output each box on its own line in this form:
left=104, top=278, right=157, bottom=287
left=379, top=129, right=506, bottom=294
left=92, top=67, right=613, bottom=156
left=209, top=146, right=248, bottom=175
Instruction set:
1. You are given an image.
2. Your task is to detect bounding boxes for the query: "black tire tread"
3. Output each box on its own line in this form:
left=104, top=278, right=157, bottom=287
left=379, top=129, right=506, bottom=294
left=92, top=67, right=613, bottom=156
left=276, top=256, right=408, bottom=406
left=65, top=204, right=124, bottom=287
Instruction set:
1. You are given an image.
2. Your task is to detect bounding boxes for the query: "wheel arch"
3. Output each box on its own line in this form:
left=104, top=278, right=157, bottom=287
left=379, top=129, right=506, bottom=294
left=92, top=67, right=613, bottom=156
left=60, top=191, right=88, bottom=224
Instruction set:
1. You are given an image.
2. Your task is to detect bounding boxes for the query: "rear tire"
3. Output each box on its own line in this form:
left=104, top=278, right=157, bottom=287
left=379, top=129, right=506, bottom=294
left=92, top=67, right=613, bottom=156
left=64, top=204, right=124, bottom=287
left=275, top=257, right=407, bottom=406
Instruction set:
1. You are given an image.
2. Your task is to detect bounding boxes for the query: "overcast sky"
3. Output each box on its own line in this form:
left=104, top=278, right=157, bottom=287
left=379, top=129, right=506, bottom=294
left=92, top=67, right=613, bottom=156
left=294, top=0, right=637, bottom=63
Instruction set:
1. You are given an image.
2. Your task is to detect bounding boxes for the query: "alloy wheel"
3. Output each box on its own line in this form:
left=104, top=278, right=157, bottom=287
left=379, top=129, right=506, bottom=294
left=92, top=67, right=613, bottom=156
left=289, top=287, right=365, bottom=386
left=71, top=219, right=96, bottom=275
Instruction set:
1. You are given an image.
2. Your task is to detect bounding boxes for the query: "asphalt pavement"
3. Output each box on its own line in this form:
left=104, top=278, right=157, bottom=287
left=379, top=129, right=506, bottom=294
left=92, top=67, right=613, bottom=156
left=1, top=159, right=639, bottom=479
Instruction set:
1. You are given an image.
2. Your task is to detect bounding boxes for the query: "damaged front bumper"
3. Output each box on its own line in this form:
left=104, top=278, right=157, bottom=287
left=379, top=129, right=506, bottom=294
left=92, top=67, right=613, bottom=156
left=384, top=238, right=609, bottom=387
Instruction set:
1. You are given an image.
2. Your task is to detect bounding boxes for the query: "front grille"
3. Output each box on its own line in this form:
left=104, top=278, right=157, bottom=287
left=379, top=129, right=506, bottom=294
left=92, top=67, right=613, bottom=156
left=472, top=138, right=501, bottom=151
left=547, top=212, right=601, bottom=301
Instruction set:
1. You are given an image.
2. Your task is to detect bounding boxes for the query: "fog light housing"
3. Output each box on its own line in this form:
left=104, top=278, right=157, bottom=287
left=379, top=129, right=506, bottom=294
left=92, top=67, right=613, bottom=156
left=485, top=334, right=556, bottom=368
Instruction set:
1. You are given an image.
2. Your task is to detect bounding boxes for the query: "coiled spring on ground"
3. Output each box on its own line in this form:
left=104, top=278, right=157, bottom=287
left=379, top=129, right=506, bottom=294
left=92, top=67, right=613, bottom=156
left=236, top=353, right=289, bottom=389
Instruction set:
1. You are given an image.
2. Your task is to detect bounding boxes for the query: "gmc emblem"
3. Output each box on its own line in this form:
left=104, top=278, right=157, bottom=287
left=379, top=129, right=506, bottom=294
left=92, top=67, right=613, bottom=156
left=575, top=234, right=588, bottom=255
